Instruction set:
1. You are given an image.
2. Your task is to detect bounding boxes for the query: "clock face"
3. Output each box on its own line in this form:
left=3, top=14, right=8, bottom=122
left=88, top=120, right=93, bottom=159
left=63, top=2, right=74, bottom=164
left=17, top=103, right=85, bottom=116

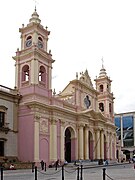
left=84, top=95, right=91, bottom=109
left=38, top=41, right=43, bottom=48
left=26, top=40, right=32, bottom=47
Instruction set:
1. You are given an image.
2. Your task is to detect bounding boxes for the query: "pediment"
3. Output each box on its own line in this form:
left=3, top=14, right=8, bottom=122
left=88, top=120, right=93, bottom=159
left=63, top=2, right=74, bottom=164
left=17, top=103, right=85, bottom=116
left=79, top=69, right=94, bottom=88
left=78, top=109, right=106, bottom=121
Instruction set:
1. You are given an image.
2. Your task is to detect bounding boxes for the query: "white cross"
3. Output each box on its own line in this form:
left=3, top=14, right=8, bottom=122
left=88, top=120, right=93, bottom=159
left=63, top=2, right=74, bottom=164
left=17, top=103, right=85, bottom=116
left=101, top=56, right=104, bottom=68
left=33, top=0, right=39, bottom=11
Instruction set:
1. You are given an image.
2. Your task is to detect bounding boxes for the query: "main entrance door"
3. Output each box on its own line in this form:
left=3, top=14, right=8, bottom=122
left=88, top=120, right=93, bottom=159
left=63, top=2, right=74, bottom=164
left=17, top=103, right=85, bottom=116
left=65, top=128, right=71, bottom=162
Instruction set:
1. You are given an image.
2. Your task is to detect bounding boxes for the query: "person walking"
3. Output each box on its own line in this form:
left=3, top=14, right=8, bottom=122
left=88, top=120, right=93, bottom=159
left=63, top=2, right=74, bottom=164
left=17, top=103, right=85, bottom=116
left=55, top=159, right=59, bottom=170
left=40, top=160, right=44, bottom=170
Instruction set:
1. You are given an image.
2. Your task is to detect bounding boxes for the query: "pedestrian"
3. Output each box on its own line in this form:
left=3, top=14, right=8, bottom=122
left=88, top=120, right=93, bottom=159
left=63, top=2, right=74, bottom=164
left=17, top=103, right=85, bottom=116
left=55, top=159, right=59, bottom=170
left=105, top=159, right=108, bottom=166
left=40, top=160, right=44, bottom=170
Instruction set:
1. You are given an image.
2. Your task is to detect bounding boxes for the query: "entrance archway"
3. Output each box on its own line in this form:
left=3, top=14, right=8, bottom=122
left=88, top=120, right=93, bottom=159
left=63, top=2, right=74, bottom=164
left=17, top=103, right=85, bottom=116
left=65, top=127, right=76, bottom=163
left=65, top=128, right=71, bottom=162
left=104, top=135, right=107, bottom=160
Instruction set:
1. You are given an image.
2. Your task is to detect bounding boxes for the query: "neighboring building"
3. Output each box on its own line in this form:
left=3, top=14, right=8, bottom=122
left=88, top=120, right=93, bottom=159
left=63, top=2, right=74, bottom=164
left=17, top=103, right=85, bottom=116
left=0, top=85, right=20, bottom=161
left=115, top=112, right=135, bottom=160
left=0, top=9, right=117, bottom=165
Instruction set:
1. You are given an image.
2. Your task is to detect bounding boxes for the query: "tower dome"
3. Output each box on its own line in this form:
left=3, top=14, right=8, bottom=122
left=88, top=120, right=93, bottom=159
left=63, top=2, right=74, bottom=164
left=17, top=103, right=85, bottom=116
left=98, top=57, right=107, bottom=78
left=29, top=8, right=41, bottom=24
left=98, top=66, right=107, bottom=78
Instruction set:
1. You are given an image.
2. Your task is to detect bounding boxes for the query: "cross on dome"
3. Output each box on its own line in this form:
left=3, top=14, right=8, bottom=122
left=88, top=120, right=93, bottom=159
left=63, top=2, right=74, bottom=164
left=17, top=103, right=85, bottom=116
left=98, top=57, right=107, bottom=78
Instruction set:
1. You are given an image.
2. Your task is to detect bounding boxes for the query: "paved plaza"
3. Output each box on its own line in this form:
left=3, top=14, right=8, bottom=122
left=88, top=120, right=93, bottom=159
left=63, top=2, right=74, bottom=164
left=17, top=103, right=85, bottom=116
left=2, top=163, right=135, bottom=180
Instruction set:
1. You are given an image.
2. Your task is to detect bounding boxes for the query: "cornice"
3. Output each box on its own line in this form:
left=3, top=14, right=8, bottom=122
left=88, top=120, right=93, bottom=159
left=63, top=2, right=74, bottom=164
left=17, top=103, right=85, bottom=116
left=13, top=46, right=55, bottom=64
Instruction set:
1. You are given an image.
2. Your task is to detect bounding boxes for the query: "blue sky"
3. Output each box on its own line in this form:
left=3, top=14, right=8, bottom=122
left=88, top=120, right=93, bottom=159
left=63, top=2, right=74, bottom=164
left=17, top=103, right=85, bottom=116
left=0, top=0, right=135, bottom=113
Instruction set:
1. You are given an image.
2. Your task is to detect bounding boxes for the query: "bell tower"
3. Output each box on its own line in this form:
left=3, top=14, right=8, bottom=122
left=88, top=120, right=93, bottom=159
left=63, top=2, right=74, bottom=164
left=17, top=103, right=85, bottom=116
left=95, top=61, right=115, bottom=122
left=13, top=8, right=54, bottom=96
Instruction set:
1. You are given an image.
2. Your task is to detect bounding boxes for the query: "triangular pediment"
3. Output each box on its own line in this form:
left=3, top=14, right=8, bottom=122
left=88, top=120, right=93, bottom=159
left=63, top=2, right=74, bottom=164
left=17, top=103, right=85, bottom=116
left=78, top=109, right=106, bottom=121
left=79, top=69, right=94, bottom=88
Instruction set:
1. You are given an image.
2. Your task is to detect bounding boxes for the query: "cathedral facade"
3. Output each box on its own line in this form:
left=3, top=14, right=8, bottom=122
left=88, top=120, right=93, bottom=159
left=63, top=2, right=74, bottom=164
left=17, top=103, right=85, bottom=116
left=0, top=9, right=116, bottom=165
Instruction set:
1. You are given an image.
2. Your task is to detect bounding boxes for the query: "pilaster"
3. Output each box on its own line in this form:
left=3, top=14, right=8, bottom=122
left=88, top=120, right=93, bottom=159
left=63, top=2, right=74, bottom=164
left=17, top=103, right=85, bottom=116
left=84, top=125, right=89, bottom=160
left=60, top=120, right=65, bottom=162
left=34, top=114, right=40, bottom=162
left=78, top=123, right=84, bottom=159
left=96, top=129, right=100, bottom=159
left=49, top=118, right=57, bottom=161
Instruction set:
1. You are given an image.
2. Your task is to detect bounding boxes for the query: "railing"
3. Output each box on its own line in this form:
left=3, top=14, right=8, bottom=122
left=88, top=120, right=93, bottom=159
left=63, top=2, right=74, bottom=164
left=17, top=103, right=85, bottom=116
left=0, top=163, right=131, bottom=180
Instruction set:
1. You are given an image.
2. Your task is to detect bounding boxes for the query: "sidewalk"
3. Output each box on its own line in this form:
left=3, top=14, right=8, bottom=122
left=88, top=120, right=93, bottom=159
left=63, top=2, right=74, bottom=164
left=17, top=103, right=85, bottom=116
left=65, top=159, right=129, bottom=168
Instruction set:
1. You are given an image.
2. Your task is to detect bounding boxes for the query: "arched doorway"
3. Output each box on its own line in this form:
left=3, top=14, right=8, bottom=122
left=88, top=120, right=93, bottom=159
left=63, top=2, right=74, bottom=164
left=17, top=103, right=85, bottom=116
left=104, top=135, right=107, bottom=160
left=65, top=127, right=76, bottom=163
left=65, top=128, right=71, bottom=162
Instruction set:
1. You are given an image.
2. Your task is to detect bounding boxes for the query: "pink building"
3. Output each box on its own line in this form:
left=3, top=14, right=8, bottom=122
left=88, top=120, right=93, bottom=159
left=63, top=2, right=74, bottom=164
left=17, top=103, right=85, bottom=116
left=10, top=9, right=116, bottom=165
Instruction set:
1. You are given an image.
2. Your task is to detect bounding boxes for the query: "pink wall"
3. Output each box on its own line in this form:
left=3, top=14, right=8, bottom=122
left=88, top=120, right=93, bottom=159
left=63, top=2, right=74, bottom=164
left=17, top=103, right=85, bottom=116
left=39, top=136, right=49, bottom=165
left=20, top=85, right=52, bottom=97
left=18, top=107, right=34, bottom=162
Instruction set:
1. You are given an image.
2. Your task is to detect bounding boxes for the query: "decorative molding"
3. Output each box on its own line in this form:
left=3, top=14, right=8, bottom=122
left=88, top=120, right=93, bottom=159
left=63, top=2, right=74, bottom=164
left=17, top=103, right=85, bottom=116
left=40, top=119, right=48, bottom=133
left=34, top=113, right=41, bottom=121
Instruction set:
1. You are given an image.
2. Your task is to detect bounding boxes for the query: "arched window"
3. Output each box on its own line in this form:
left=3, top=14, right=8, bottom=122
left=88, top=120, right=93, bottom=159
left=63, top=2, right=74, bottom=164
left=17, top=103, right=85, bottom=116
left=99, top=103, right=104, bottom=112
left=38, top=37, right=43, bottom=41
left=0, top=106, right=7, bottom=128
left=27, top=36, right=32, bottom=40
left=22, top=65, right=29, bottom=81
left=109, top=103, right=112, bottom=113
left=39, top=66, right=46, bottom=83
left=25, top=36, right=32, bottom=47
left=99, top=84, right=103, bottom=92
left=0, top=111, right=5, bottom=127
left=38, top=36, right=43, bottom=48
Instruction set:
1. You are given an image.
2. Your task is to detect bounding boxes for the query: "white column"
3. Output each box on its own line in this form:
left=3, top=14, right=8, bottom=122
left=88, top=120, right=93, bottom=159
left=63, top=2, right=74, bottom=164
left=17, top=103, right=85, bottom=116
left=78, top=124, right=84, bottom=159
left=33, top=31, right=38, bottom=45
left=96, top=129, right=100, bottom=159
left=93, top=132, right=96, bottom=159
left=84, top=126, right=89, bottom=160
left=31, top=59, right=38, bottom=84
left=34, top=115, right=40, bottom=162
left=120, top=116, right=124, bottom=147
left=100, top=130, right=104, bottom=159
left=60, top=121, right=65, bottom=162
left=50, top=119, right=57, bottom=161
